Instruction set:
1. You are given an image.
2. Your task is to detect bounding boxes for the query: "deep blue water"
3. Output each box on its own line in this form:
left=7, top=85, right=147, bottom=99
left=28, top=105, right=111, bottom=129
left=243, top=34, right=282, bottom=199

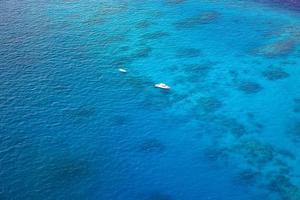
left=1, top=0, right=300, bottom=199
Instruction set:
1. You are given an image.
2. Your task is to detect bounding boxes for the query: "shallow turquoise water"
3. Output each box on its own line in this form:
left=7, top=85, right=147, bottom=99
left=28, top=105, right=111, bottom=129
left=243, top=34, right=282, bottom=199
left=1, top=0, right=300, bottom=199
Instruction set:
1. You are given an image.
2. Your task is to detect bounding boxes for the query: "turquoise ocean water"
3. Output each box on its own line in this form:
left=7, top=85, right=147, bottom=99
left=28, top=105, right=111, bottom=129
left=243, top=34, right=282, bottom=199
left=1, top=0, right=300, bottom=199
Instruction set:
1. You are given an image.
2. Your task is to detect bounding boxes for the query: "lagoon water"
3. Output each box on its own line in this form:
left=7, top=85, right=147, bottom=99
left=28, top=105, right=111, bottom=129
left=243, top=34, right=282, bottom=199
left=1, top=0, right=300, bottom=199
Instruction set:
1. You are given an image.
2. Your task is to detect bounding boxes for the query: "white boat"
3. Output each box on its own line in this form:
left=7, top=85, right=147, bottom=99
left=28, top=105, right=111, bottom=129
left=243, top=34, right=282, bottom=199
left=118, top=68, right=127, bottom=73
left=154, top=83, right=171, bottom=90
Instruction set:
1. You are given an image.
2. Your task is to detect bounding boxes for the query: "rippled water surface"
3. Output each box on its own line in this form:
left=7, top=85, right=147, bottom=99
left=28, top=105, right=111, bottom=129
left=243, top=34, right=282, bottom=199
left=1, top=0, right=300, bottom=199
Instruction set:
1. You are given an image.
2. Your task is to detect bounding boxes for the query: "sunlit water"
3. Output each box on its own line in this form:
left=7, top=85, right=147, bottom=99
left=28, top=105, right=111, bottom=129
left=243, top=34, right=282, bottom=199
left=1, top=0, right=300, bottom=199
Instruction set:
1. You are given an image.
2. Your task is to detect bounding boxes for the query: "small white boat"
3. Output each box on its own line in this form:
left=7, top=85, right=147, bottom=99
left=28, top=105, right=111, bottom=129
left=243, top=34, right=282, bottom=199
left=118, top=68, right=127, bottom=73
left=154, top=83, right=171, bottom=90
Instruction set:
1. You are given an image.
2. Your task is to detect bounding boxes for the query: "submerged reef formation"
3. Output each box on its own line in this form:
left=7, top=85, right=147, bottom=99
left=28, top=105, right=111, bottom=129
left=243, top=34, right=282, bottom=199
left=40, top=156, right=92, bottom=189
left=262, top=68, right=289, bottom=80
left=139, top=90, right=177, bottom=111
left=111, top=115, right=129, bottom=125
left=84, top=16, right=106, bottom=26
left=49, top=82, right=73, bottom=95
left=132, top=47, right=153, bottom=59
left=293, top=98, right=300, bottom=113
left=143, top=191, right=173, bottom=200
left=141, top=31, right=170, bottom=40
left=252, top=39, right=296, bottom=58
left=197, top=96, right=223, bottom=113
left=97, top=3, right=128, bottom=16
left=267, top=175, right=300, bottom=200
left=237, top=81, right=263, bottom=94
left=49, top=158, right=90, bottom=183
left=110, top=55, right=134, bottom=66
left=176, top=48, right=202, bottom=58
left=185, top=62, right=214, bottom=75
left=100, top=34, right=126, bottom=45
left=137, top=138, right=166, bottom=153
left=135, top=20, right=153, bottom=29
left=216, top=116, right=248, bottom=136
left=165, top=0, right=187, bottom=5
left=224, top=133, right=299, bottom=200
left=290, top=121, right=300, bottom=142
left=251, top=25, right=300, bottom=58
left=233, top=169, right=261, bottom=186
left=63, top=106, right=97, bottom=122
left=233, top=139, right=274, bottom=166
left=202, top=146, right=229, bottom=165
left=174, top=11, right=220, bottom=29
left=171, top=61, right=216, bottom=85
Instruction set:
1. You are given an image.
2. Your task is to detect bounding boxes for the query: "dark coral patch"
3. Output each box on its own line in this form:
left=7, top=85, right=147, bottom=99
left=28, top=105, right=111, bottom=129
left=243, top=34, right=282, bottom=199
left=276, top=148, right=295, bottom=160
left=262, top=68, right=289, bottom=80
left=135, top=20, right=153, bottom=29
left=132, top=47, right=152, bottom=59
left=45, top=157, right=91, bottom=184
left=84, top=16, right=106, bottom=26
left=174, top=11, right=219, bottom=29
left=110, top=56, right=134, bottom=66
left=176, top=48, right=202, bottom=58
left=290, top=121, right=300, bottom=141
left=237, top=81, right=263, bottom=94
left=101, top=34, right=126, bottom=44
left=251, top=39, right=296, bottom=58
left=179, top=62, right=216, bottom=82
left=118, top=46, right=130, bottom=53
left=126, top=75, right=153, bottom=93
left=280, top=60, right=297, bottom=65
left=267, top=175, right=300, bottom=200
left=219, top=117, right=248, bottom=136
left=198, top=96, right=223, bottom=113
left=63, top=106, right=97, bottom=121
left=111, top=115, right=129, bottom=125
left=165, top=0, right=186, bottom=5
left=141, top=31, right=170, bottom=40
left=139, top=90, right=174, bottom=111
left=50, top=82, right=73, bottom=94
left=202, top=147, right=229, bottom=166
left=187, top=62, right=215, bottom=72
left=143, top=191, right=173, bottom=200
left=98, top=4, right=128, bottom=15
left=137, top=138, right=166, bottom=153
left=186, top=63, right=212, bottom=75
left=293, top=98, right=300, bottom=113
left=233, top=169, right=260, bottom=185
left=267, top=175, right=290, bottom=192
left=234, top=139, right=274, bottom=165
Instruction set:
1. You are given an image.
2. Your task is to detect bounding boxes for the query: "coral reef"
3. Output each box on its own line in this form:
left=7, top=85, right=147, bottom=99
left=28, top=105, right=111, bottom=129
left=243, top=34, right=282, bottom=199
left=143, top=191, right=173, bottom=200
left=97, top=3, right=128, bottom=15
left=267, top=175, right=300, bottom=200
left=262, top=68, right=289, bottom=81
left=63, top=106, right=97, bottom=121
left=198, top=96, right=223, bottom=113
left=165, top=0, right=186, bottom=5
left=203, top=146, right=229, bottom=163
left=137, top=138, right=166, bottom=153
left=237, top=81, right=263, bottom=94
left=142, top=31, right=170, bottom=40
left=174, top=11, right=219, bottom=29
left=233, top=169, right=260, bottom=185
left=132, top=47, right=152, bottom=59
left=293, top=98, right=300, bottom=113
left=111, top=115, right=128, bottom=125
left=175, top=48, right=202, bottom=58
left=45, top=157, right=91, bottom=185
left=252, top=39, right=296, bottom=58
left=233, top=139, right=274, bottom=166
left=136, top=20, right=153, bottom=29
